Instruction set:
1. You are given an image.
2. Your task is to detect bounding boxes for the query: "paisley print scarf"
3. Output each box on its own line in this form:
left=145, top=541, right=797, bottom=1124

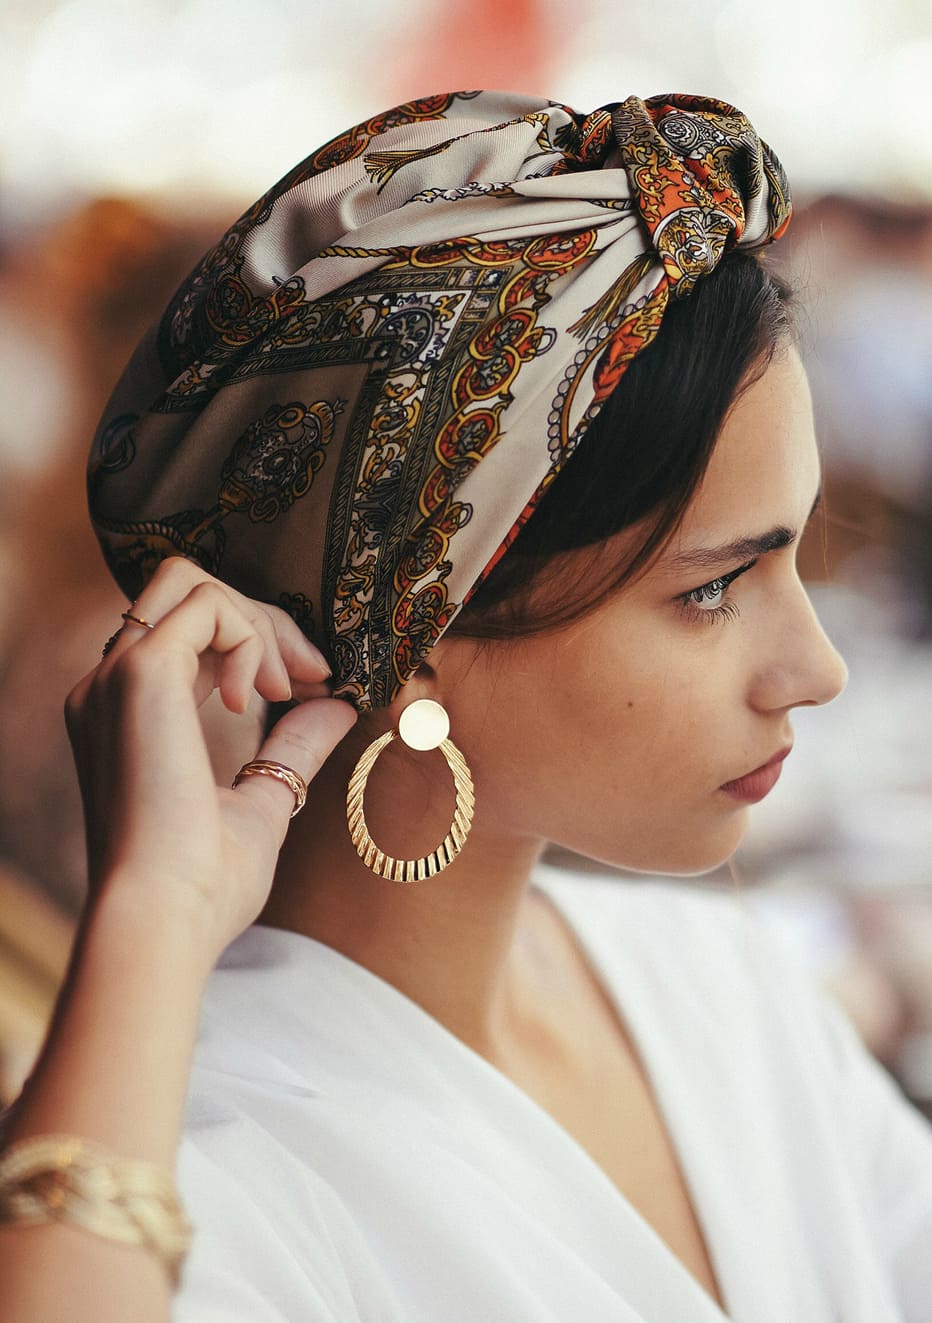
left=88, top=91, right=791, bottom=709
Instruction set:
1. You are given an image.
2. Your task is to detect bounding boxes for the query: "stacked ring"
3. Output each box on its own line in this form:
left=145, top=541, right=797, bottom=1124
left=232, top=760, right=308, bottom=818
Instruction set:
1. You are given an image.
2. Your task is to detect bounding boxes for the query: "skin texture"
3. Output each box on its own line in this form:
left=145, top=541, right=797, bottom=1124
left=260, top=343, right=849, bottom=1062
left=1, top=560, right=349, bottom=1323
left=0, top=344, right=845, bottom=1323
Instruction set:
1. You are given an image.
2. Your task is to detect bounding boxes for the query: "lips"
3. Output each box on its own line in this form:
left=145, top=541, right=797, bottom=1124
left=720, top=746, right=792, bottom=803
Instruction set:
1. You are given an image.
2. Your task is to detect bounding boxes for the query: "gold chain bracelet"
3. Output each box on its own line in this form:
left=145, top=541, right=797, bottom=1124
left=0, top=1134, right=192, bottom=1288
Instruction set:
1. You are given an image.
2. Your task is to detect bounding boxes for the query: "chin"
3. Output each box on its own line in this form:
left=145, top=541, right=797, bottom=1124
left=570, top=808, right=750, bottom=878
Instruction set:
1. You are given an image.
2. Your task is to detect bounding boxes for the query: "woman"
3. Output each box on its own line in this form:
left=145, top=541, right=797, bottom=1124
left=1, top=92, right=930, bottom=1322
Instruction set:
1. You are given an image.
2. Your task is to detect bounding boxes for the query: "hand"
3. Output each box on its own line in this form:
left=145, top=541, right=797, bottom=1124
left=65, top=558, right=356, bottom=963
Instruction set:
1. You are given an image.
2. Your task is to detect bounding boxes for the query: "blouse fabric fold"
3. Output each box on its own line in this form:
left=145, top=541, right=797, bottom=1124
left=174, top=870, right=932, bottom=1321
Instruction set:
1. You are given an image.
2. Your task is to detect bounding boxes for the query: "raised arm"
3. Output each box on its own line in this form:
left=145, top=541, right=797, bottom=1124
left=0, top=558, right=355, bottom=1323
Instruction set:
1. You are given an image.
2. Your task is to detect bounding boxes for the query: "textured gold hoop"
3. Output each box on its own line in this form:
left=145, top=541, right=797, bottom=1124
left=346, top=722, right=475, bottom=882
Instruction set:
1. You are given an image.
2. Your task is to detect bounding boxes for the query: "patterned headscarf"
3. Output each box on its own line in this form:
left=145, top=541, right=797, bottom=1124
left=89, top=91, right=791, bottom=710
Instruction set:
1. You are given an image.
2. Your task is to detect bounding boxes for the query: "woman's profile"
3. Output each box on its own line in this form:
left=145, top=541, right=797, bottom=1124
left=1, top=90, right=930, bottom=1322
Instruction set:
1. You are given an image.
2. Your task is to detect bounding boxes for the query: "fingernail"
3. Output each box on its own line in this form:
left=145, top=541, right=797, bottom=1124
left=308, top=642, right=332, bottom=677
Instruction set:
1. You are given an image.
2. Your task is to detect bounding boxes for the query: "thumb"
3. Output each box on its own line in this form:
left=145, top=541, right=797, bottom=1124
left=231, top=697, right=357, bottom=833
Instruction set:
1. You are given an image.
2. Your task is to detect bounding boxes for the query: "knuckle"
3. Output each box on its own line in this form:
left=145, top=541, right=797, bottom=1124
left=253, top=604, right=276, bottom=635
left=153, top=555, right=195, bottom=586
left=258, top=600, right=293, bottom=634
left=189, top=578, right=227, bottom=605
left=153, top=554, right=225, bottom=598
left=251, top=620, right=277, bottom=655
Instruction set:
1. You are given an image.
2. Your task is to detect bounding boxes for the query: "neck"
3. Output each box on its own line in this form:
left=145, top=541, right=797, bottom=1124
left=257, top=731, right=548, bottom=1060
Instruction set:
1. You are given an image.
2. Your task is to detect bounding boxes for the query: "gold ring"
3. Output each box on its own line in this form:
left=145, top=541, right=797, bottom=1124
left=232, top=760, right=308, bottom=818
left=121, top=610, right=156, bottom=631
left=103, top=609, right=157, bottom=658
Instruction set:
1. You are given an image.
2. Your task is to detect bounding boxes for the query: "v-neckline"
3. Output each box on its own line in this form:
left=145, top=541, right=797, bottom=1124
left=528, top=872, right=734, bottom=1321
left=245, top=877, right=734, bottom=1322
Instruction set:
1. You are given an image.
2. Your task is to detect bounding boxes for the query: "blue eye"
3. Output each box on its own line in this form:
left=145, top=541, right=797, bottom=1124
left=678, top=560, right=757, bottom=625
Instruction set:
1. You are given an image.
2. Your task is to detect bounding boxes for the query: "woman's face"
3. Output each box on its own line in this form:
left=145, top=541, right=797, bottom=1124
left=429, top=344, right=848, bottom=874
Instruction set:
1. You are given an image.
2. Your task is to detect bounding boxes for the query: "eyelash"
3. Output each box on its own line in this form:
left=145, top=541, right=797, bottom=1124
left=677, top=560, right=757, bottom=626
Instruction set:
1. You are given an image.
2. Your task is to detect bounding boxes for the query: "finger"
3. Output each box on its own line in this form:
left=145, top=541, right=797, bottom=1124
left=63, top=677, right=93, bottom=800
left=206, top=597, right=293, bottom=699
left=230, top=698, right=356, bottom=837
left=130, top=557, right=331, bottom=685
left=250, top=601, right=331, bottom=691
left=218, top=632, right=267, bottom=713
left=265, top=615, right=332, bottom=689
left=99, top=561, right=288, bottom=699
left=121, top=581, right=291, bottom=710
left=97, top=611, right=155, bottom=664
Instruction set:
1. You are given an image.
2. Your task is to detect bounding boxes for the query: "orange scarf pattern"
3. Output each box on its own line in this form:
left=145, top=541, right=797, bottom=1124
left=89, top=91, right=791, bottom=709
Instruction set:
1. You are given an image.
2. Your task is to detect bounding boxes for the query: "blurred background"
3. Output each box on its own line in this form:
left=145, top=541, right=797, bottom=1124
left=0, top=0, right=930, bottom=1118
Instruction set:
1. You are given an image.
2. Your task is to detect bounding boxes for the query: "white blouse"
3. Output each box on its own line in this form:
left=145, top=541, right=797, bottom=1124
left=174, top=868, right=932, bottom=1321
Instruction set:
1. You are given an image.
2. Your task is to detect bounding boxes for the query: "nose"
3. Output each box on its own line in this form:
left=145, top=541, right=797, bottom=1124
left=750, top=580, right=848, bottom=713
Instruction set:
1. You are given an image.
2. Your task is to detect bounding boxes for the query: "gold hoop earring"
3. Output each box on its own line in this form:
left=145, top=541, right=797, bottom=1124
left=346, top=699, right=474, bottom=882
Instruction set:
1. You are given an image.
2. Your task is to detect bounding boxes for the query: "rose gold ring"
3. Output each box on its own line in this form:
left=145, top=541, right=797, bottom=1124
left=232, top=760, right=308, bottom=817
left=121, top=610, right=156, bottom=631
left=103, top=609, right=157, bottom=658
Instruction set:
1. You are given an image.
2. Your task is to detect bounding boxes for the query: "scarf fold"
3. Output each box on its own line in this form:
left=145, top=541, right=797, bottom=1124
left=89, top=90, right=791, bottom=709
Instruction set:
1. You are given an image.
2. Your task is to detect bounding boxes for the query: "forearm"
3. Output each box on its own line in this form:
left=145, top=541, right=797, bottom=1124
left=1, top=559, right=348, bottom=1319
left=0, top=886, right=216, bottom=1322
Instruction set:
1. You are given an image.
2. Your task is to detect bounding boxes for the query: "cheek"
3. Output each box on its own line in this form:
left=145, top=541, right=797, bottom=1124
left=581, top=658, right=738, bottom=816
left=467, top=631, right=691, bottom=802
left=449, top=615, right=748, bottom=856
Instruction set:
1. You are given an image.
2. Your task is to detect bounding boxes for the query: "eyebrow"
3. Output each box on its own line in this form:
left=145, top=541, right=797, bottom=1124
left=665, top=488, right=822, bottom=572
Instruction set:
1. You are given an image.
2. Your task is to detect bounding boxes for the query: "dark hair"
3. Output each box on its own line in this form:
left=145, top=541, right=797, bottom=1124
left=452, top=250, right=794, bottom=638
